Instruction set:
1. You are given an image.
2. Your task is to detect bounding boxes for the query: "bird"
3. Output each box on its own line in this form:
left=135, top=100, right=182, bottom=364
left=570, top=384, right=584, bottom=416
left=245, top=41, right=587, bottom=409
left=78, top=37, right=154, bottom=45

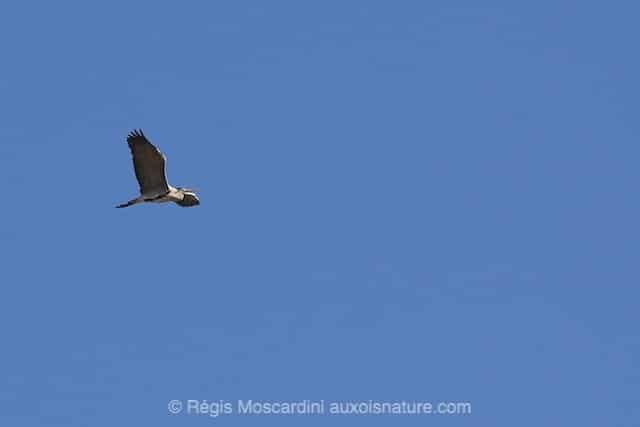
left=116, top=129, right=200, bottom=208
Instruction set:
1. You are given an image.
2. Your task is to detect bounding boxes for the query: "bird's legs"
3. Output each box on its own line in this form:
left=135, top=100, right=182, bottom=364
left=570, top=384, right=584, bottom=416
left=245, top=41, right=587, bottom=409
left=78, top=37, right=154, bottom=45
left=115, top=197, right=143, bottom=208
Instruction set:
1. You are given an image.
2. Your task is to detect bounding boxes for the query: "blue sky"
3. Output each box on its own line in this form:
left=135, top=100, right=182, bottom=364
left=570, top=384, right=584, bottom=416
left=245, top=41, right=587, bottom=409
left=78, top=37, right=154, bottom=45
left=0, top=1, right=638, bottom=425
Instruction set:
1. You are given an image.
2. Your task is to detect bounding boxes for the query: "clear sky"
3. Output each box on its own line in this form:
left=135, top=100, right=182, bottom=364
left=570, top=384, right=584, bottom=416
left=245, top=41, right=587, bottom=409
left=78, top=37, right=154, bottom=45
left=0, top=1, right=638, bottom=426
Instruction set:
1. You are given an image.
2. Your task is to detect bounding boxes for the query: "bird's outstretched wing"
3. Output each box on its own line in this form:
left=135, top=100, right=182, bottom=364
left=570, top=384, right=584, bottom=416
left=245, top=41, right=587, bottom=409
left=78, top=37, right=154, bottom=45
left=126, top=129, right=169, bottom=196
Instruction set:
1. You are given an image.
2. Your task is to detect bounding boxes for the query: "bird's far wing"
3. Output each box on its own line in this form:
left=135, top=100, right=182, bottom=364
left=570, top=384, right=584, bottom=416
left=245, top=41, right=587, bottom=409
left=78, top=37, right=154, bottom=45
left=126, top=129, right=170, bottom=196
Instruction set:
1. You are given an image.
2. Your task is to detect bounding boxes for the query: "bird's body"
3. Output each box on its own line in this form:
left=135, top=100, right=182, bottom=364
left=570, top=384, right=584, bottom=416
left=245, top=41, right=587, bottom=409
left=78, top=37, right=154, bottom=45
left=116, top=129, right=200, bottom=208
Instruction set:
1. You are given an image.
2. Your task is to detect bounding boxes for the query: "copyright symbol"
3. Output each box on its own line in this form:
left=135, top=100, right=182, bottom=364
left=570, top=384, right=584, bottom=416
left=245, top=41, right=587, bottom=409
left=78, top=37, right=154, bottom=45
left=168, top=400, right=182, bottom=414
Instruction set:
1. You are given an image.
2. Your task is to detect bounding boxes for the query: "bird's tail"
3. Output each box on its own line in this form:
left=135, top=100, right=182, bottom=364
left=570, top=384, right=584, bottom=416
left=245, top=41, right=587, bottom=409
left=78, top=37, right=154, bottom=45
left=115, top=197, right=142, bottom=208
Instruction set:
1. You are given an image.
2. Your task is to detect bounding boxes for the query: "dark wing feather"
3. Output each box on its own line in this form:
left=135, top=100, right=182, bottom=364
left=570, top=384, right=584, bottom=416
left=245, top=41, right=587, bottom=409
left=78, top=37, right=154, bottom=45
left=126, top=129, right=169, bottom=195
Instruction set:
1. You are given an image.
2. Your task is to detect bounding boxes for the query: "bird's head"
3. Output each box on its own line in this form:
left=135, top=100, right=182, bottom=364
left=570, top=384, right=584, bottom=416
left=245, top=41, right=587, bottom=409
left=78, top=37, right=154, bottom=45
left=176, top=187, right=200, bottom=207
left=179, top=187, right=196, bottom=194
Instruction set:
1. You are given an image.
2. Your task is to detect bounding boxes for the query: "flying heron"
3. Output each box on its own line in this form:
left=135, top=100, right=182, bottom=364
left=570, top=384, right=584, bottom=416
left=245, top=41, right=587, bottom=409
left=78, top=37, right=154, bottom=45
left=116, top=129, right=200, bottom=208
